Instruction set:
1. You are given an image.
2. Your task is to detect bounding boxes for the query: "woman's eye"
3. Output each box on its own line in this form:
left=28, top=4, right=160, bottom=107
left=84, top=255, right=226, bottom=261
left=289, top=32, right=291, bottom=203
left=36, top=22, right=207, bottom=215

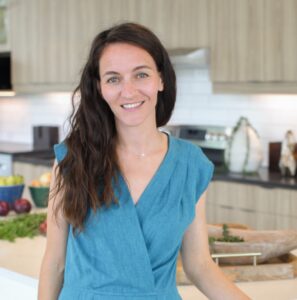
left=136, top=72, right=148, bottom=79
left=106, top=77, right=120, bottom=84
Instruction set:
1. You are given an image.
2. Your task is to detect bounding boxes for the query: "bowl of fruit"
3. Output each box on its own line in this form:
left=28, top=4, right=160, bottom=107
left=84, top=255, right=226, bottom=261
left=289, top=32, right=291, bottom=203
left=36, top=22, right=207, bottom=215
left=0, top=175, right=25, bottom=207
left=29, top=172, right=51, bottom=208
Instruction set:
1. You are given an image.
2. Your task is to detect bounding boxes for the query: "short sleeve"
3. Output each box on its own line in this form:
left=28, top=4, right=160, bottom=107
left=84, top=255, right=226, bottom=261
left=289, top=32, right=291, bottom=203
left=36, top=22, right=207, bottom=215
left=191, top=146, right=214, bottom=203
left=53, top=142, right=68, bottom=163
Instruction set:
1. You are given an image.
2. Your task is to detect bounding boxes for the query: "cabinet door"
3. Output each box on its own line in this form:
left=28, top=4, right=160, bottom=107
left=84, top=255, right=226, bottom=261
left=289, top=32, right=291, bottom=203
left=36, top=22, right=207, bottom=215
left=206, top=181, right=297, bottom=230
left=211, top=0, right=265, bottom=82
left=211, top=0, right=297, bottom=84
left=137, top=0, right=210, bottom=49
left=264, top=0, right=297, bottom=81
left=10, top=0, right=75, bottom=91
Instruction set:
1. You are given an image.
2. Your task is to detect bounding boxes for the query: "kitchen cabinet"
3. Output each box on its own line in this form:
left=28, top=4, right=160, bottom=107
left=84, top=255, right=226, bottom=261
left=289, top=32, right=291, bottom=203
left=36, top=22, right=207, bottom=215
left=210, top=0, right=297, bottom=93
left=137, top=0, right=210, bottom=49
left=206, top=181, right=297, bottom=230
left=10, top=0, right=79, bottom=92
left=9, top=0, right=210, bottom=93
left=13, top=161, right=51, bottom=199
left=8, top=0, right=297, bottom=94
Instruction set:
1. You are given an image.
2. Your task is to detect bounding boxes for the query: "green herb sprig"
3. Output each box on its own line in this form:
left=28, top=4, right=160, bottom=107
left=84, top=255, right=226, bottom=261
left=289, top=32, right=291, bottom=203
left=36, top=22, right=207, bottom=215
left=209, top=224, right=244, bottom=244
left=0, top=213, right=47, bottom=242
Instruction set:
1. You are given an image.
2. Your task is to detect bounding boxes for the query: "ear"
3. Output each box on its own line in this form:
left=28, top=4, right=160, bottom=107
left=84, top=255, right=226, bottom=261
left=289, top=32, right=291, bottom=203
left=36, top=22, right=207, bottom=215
left=158, top=74, right=164, bottom=92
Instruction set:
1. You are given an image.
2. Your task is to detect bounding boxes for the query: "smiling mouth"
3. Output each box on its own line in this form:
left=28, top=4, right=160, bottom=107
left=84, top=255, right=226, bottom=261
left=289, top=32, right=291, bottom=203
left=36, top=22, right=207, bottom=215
left=121, top=101, right=144, bottom=109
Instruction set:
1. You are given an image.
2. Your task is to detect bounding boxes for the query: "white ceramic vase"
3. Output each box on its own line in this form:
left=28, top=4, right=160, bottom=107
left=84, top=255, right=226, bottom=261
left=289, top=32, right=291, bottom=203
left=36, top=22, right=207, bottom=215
left=225, top=117, right=263, bottom=173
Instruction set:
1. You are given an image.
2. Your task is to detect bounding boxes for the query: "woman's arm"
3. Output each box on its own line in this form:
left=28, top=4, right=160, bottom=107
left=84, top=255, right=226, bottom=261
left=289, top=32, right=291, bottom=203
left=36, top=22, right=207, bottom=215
left=38, top=160, right=69, bottom=300
left=180, top=191, right=251, bottom=300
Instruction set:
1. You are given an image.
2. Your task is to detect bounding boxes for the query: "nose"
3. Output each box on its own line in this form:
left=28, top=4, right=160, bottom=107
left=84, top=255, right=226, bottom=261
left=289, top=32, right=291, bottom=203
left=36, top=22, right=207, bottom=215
left=120, top=80, right=137, bottom=98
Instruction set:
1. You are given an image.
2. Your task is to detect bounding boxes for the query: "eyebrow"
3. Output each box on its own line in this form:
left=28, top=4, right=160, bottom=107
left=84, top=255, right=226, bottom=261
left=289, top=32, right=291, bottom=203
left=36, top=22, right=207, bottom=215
left=102, top=65, right=153, bottom=77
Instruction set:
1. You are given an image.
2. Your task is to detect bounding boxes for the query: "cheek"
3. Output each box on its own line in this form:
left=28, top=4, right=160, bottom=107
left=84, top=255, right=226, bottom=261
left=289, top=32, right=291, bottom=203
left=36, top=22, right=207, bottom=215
left=100, top=84, right=117, bottom=105
left=140, top=81, right=160, bottom=99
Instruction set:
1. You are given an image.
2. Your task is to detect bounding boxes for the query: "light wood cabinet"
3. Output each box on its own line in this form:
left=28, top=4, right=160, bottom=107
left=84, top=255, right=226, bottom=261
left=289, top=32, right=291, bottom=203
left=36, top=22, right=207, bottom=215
left=9, top=0, right=210, bottom=93
left=136, top=0, right=210, bottom=49
left=211, top=0, right=264, bottom=82
left=10, top=0, right=297, bottom=94
left=206, top=181, right=297, bottom=230
left=10, top=0, right=86, bottom=92
left=210, top=0, right=297, bottom=93
left=264, top=0, right=297, bottom=82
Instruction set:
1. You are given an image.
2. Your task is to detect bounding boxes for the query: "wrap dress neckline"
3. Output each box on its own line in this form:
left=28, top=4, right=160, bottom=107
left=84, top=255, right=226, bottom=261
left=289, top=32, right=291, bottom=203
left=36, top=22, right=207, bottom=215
left=118, top=132, right=172, bottom=209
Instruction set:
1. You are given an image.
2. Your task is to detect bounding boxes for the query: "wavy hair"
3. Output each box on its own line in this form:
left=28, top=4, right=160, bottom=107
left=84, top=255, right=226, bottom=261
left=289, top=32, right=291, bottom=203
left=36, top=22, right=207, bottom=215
left=53, top=23, right=176, bottom=232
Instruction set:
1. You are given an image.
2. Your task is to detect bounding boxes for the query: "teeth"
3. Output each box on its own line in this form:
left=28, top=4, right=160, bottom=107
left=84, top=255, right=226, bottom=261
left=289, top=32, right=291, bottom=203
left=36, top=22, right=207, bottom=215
left=122, top=101, right=143, bottom=109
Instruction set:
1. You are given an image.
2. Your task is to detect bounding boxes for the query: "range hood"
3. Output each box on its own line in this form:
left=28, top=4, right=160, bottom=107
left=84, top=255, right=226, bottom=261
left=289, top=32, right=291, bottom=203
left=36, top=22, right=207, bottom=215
left=168, top=48, right=209, bottom=68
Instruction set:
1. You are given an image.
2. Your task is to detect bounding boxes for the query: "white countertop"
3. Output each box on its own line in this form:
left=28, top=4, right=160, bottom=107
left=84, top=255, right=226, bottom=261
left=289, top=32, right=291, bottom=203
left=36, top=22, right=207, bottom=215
left=0, top=268, right=38, bottom=300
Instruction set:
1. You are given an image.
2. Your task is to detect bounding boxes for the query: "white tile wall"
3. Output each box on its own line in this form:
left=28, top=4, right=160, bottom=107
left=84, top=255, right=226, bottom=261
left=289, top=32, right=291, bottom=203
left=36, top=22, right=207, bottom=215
left=170, top=67, right=297, bottom=166
left=0, top=93, right=72, bottom=143
left=0, top=67, right=297, bottom=166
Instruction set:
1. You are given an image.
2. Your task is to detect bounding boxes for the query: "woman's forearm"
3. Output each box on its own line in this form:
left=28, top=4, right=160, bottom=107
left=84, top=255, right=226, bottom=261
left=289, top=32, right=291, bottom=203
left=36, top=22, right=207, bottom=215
left=38, top=256, right=64, bottom=300
left=186, top=258, right=251, bottom=300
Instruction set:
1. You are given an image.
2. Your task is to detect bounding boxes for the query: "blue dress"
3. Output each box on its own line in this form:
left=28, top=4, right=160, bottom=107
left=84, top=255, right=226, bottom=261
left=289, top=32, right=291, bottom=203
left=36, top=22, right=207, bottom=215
left=54, top=135, right=214, bottom=300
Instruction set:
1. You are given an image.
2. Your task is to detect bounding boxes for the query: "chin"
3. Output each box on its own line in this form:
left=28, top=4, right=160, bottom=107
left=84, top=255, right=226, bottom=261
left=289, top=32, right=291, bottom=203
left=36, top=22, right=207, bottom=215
left=116, top=115, right=154, bottom=129
left=120, top=120, right=146, bottom=128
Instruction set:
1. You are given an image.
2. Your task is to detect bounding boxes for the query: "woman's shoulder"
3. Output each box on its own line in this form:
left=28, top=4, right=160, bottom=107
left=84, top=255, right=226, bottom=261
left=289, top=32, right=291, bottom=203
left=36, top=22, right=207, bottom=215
left=171, top=135, right=214, bottom=168
left=53, top=141, right=68, bottom=163
left=170, top=135, right=204, bottom=157
left=170, top=135, right=214, bottom=201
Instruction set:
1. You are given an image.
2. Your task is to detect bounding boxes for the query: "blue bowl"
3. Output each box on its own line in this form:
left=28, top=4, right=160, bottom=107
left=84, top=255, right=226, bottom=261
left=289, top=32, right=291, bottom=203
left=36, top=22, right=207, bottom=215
left=0, top=185, right=25, bottom=207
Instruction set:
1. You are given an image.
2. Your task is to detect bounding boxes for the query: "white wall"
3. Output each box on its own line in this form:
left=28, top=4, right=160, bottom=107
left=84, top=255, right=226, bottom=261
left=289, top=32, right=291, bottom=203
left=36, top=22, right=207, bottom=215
left=0, top=68, right=297, bottom=166
left=170, top=67, right=297, bottom=166
left=0, top=93, right=72, bottom=143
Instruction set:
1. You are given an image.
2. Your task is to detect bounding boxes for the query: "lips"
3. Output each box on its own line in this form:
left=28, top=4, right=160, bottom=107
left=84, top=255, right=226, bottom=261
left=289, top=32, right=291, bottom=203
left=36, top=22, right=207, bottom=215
left=121, top=101, right=144, bottom=109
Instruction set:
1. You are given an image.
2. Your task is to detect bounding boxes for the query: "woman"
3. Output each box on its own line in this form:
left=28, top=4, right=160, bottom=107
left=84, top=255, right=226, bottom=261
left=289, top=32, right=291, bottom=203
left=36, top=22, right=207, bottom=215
left=38, top=23, right=250, bottom=300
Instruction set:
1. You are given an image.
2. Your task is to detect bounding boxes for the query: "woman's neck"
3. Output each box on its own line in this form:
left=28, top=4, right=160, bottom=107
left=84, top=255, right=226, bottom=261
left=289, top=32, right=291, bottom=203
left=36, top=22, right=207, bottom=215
left=116, top=125, right=166, bottom=158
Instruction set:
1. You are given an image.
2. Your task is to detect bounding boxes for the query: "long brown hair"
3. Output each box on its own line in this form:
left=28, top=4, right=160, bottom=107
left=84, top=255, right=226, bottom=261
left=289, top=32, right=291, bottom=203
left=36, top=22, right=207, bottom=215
left=53, top=23, right=176, bottom=232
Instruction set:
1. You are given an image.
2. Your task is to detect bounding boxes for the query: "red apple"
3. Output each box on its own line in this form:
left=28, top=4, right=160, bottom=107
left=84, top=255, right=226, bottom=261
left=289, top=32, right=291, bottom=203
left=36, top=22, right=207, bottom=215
left=0, top=201, right=10, bottom=216
left=39, top=220, right=47, bottom=235
left=13, top=198, right=32, bottom=214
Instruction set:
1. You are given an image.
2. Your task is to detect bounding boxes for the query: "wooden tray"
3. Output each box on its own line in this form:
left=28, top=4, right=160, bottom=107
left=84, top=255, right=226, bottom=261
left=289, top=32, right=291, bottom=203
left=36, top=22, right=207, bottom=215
left=176, top=253, right=297, bottom=284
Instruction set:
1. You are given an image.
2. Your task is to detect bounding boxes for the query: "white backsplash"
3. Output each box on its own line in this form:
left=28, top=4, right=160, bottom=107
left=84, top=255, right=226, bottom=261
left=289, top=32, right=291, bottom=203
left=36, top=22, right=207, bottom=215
left=0, top=67, right=297, bottom=166
left=170, top=67, right=297, bottom=166
left=0, top=93, right=72, bottom=143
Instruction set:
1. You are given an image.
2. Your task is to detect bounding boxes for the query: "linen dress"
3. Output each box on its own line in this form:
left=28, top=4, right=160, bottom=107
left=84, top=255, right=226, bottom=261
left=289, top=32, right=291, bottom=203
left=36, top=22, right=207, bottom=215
left=54, top=134, right=214, bottom=300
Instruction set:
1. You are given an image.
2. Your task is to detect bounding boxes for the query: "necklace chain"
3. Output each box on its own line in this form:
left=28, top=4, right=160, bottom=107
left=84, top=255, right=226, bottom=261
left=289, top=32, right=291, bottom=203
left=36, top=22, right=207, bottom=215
left=118, top=146, right=154, bottom=158
left=117, top=134, right=164, bottom=159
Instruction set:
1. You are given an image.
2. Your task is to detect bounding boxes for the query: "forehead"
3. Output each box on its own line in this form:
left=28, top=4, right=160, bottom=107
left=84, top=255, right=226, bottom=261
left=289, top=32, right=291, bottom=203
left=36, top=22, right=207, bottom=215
left=99, top=42, right=157, bottom=72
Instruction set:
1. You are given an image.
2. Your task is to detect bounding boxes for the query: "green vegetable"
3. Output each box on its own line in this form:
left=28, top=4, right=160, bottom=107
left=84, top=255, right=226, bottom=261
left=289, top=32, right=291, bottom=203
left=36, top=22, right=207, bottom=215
left=0, top=213, right=47, bottom=242
left=209, top=224, right=244, bottom=244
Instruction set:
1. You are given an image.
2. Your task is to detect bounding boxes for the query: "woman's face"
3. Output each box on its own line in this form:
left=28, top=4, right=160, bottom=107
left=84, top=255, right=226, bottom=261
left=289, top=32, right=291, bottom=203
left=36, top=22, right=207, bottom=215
left=99, top=43, right=164, bottom=129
